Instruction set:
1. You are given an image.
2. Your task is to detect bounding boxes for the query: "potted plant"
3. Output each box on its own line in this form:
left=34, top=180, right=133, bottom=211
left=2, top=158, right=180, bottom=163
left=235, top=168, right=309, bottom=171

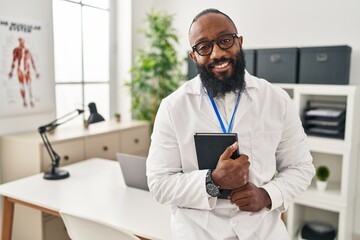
left=114, top=112, right=121, bottom=122
left=126, top=9, right=184, bottom=129
left=316, top=165, right=330, bottom=191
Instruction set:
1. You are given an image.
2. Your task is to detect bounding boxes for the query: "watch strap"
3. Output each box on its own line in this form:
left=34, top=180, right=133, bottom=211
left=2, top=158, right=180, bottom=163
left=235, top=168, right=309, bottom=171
left=205, top=169, right=221, bottom=197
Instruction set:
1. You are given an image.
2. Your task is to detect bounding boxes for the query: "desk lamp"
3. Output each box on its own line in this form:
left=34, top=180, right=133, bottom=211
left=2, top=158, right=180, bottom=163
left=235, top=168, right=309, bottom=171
left=88, top=102, right=105, bottom=124
left=38, top=102, right=105, bottom=180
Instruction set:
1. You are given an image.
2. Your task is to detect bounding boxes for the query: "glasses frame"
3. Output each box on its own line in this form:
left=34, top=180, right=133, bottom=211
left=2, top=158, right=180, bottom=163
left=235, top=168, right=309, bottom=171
left=192, top=33, right=238, bottom=56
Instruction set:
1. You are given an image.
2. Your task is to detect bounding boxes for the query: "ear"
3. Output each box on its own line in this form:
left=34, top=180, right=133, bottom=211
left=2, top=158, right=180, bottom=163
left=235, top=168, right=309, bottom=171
left=189, top=51, right=197, bottom=63
left=237, top=36, right=243, bottom=47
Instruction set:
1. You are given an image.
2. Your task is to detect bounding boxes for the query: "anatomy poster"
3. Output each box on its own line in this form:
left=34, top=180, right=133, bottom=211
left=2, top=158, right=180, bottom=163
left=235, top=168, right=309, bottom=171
left=0, top=17, right=53, bottom=117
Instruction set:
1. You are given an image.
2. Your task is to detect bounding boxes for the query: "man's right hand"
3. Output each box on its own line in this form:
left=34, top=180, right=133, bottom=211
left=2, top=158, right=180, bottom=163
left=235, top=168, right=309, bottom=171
left=8, top=72, right=13, bottom=78
left=211, top=142, right=250, bottom=189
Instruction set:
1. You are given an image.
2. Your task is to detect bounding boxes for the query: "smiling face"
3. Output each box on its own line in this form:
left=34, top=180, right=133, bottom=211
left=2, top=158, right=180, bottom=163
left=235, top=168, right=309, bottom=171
left=189, top=13, right=243, bottom=80
left=189, top=12, right=246, bottom=97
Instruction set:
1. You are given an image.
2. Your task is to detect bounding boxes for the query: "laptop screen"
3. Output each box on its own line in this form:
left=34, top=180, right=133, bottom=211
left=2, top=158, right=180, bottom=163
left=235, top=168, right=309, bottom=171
left=116, top=153, right=149, bottom=191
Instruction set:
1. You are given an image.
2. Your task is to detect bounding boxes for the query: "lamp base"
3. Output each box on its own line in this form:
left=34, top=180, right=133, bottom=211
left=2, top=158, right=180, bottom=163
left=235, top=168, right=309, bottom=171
left=43, top=169, right=70, bottom=180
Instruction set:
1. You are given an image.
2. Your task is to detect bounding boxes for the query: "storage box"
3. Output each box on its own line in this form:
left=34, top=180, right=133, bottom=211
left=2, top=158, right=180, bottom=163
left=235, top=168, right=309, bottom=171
left=256, top=47, right=299, bottom=83
left=298, top=45, right=351, bottom=85
left=243, top=49, right=256, bottom=76
left=187, top=55, right=198, bottom=80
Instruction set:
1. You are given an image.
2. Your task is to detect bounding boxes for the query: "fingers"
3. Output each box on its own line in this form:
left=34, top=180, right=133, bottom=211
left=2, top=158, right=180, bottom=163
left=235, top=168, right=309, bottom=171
left=220, top=141, right=238, bottom=160
left=213, top=142, right=250, bottom=189
left=213, top=153, right=249, bottom=189
left=229, top=183, right=251, bottom=201
left=229, top=183, right=268, bottom=212
left=238, top=154, right=250, bottom=166
left=230, top=189, right=252, bottom=211
left=228, top=184, right=247, bottom=200
left=235, top=155, right=250, bottom=186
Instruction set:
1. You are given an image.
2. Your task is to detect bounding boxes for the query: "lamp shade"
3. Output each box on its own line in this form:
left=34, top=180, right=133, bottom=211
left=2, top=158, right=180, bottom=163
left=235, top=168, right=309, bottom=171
left=87, top=102, right=105, bottom=124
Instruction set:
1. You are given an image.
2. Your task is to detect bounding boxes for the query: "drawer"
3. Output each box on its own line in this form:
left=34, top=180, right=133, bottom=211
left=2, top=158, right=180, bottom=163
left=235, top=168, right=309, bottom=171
left=130, top=149, right=149, bottom=157
left=119, top=126, right=150, bottom=154
left=85, top=132, right=119, bottom=160
left=42, top=139, right=85, bottom=171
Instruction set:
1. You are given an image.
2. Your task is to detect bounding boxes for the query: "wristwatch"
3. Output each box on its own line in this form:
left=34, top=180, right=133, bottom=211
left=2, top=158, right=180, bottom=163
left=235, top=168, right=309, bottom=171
left=206, top=169, right=221, bottom=197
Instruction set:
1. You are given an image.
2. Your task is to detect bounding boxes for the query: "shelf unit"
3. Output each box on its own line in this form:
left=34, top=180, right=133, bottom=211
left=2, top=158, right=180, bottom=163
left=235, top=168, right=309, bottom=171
left=0, top=119, right=150, bottom=240
left=276, top=84, right=360, bottom=240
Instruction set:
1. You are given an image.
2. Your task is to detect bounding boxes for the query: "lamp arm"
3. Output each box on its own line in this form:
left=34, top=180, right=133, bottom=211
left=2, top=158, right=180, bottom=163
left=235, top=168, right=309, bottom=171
left=41, top=109, right=84, bottom=132
left=37, top=108, right=84, bottom=180
left=38, top=128, right=60, bottom=171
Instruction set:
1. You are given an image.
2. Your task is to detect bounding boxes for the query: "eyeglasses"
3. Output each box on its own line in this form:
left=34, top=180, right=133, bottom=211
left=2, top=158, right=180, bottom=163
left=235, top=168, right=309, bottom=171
left=192, top=33, right=238, bottom=56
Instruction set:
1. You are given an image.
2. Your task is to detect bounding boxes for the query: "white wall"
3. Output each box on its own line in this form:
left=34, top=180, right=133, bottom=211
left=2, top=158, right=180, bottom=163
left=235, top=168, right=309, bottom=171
left=0, top=0, right=359, bottom=236
left=0, top=0, right=56, bottom=135
left=132, top=0, right=360, bottom=235
left=0, top=0, right=55, bottom=230
left=134, top=0, right=360, bottom=85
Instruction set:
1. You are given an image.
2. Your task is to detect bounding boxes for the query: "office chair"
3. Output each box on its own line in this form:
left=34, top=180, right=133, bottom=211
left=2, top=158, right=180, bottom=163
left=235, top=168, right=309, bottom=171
left=60, top=210, right=140, bottom=240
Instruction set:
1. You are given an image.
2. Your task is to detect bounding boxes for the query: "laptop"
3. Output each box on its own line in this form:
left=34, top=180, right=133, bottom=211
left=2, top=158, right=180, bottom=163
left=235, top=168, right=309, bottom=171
left=116, top=153, right=149, bottom=191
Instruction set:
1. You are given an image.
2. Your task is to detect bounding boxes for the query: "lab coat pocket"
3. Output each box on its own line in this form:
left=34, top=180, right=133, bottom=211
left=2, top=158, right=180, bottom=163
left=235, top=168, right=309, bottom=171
left=237, top=132, right=252, bottom=160
left=231, top=209, right=268, bottom=239
left=250, top=130, right=282, bottom=177
left=175, top=207, right=210, bottom=230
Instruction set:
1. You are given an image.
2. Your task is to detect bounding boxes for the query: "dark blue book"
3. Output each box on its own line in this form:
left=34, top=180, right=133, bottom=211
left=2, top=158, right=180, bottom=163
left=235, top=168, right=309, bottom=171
left=194, top=133, right=239, bottom=199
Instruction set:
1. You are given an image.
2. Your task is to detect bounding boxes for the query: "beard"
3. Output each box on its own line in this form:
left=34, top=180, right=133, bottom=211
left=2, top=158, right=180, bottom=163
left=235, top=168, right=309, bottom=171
left=197, top=49, right=246, bottom=98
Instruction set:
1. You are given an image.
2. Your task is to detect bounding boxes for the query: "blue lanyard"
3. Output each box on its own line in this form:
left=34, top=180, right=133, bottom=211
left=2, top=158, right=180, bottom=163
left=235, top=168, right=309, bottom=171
left=207, top=91, right=241, bottom=133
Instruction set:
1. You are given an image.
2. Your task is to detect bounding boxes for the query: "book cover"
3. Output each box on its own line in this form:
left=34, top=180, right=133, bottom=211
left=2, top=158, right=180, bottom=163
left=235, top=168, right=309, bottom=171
left=194, top=133, right=240, bottom=170
left=194, top=133, right=240, bottom=199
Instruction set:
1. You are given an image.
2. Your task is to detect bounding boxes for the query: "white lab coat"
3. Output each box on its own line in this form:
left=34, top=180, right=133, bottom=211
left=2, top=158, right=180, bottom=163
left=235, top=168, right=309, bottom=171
left=147, top=72, right=315, bottom=240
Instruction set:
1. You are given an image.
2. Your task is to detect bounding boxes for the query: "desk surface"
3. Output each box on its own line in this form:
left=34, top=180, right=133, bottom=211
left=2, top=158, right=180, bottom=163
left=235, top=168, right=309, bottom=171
left=0, top=158, right=171, bottom=240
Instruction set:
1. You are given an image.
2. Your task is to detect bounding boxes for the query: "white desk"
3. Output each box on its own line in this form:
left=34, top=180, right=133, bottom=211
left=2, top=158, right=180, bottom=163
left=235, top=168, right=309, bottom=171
left=0, top=158, right=171, bottom=240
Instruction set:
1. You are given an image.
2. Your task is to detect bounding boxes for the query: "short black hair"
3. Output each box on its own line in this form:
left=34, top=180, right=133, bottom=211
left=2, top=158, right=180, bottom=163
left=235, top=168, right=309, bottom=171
left=189, top=8, right=237, bottom=34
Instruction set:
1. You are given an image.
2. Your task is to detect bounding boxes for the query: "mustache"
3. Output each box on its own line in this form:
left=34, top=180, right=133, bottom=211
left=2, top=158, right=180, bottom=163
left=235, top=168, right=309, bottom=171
left=209, top=57, right=233, bottom=68
left=197, top=49, right=246, bottom=98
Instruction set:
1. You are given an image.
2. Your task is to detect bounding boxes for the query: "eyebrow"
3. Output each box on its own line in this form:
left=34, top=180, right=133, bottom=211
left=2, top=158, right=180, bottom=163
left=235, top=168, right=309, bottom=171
left=193, top=30, right=234, bottom=46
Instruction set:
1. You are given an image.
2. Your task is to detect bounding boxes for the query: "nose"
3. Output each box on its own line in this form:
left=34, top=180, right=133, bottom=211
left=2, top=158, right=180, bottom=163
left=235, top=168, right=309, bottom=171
left=210, top=43, right=226, bottom=60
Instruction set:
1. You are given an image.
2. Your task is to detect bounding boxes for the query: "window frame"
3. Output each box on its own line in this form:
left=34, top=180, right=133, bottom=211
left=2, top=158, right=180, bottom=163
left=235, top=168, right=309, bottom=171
left=52, top=0, right=115, bottom=121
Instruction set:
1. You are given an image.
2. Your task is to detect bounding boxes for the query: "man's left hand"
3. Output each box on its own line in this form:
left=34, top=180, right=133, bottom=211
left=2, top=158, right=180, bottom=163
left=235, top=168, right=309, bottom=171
left=228, top=182, right=271, bottom=212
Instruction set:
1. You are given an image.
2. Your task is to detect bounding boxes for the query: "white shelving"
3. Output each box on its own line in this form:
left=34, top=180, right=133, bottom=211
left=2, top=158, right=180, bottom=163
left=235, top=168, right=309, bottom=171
left=275, top=84, right=360, bottom=240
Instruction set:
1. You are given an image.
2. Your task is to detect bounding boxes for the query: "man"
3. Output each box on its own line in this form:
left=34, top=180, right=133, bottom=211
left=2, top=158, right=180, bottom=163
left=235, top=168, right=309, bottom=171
left=147, top=8, right=315, bottom=240
left=9, top=37, right=39, bottom=107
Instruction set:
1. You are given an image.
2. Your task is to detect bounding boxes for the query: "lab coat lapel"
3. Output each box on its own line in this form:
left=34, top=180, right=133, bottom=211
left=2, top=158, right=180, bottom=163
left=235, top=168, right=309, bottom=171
left=184, top=76, right=221, bottom=130
left=185, top=74, right=257, bottom=132
left=232, top=72, right=258, bottom=129
left=233, top=91, right=253, bottom=128
left=199, top=93, right=221, bottom=129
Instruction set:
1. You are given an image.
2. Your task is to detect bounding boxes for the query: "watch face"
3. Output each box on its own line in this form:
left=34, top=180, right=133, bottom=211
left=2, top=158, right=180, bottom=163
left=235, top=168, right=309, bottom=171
left=206, top=183, right=220, bottom=197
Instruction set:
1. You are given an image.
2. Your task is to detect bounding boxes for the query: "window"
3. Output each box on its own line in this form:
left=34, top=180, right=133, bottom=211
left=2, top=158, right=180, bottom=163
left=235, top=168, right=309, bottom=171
left=53, top=0, right=110, bottom=124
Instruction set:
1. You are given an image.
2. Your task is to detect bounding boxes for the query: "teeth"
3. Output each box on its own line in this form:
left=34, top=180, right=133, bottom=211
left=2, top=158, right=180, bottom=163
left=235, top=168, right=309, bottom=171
left=214, top=62, right=229, bottom=69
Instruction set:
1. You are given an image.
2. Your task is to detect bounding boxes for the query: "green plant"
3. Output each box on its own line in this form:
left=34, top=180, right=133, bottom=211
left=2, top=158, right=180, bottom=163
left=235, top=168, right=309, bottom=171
left=316, top=165, right=330, bottom=181
left=114, top=112, right=121, bottom=122
left=126, top=9, right=184, bottom=127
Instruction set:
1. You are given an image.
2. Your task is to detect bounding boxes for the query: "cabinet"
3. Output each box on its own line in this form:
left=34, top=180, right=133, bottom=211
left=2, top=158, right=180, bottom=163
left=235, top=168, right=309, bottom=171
left=276, top=84, right=360, bottom=240
left=0, top=119, right=150, bottom=240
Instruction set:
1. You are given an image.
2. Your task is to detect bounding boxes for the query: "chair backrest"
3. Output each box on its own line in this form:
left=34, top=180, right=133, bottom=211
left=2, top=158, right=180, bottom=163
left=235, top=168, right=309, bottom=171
left=60, top=210, right=140, bottom=240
